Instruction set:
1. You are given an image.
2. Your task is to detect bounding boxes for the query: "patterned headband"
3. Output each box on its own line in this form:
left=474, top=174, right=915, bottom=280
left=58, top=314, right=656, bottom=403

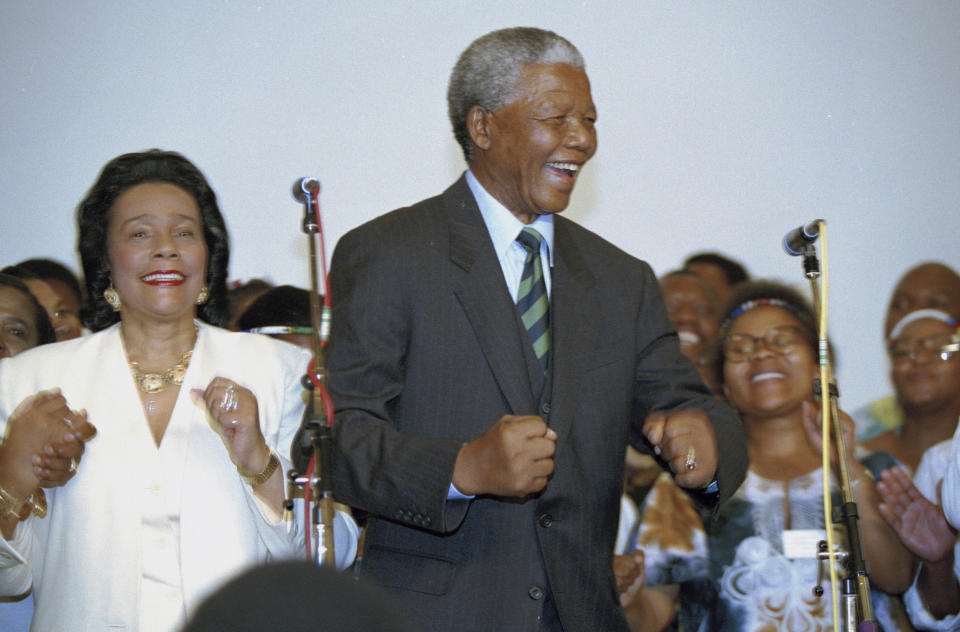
left=720, top=298, right=809, bottom=332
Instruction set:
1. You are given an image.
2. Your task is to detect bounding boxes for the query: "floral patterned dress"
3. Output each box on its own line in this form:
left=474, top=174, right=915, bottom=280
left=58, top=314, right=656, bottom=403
left=672, top=451, right=911, bottom=631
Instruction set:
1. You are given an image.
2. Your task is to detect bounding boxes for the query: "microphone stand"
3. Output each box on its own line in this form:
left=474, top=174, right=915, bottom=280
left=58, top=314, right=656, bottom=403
left=288, top=177, right=336, bottom=567
left=794, top=222, right=877, bottom=632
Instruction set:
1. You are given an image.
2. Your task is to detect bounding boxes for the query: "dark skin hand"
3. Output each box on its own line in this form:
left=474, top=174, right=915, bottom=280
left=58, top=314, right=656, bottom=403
left=614, top=550, right=645, bottom=606
left=1, top=390, right=97, bottom=540
left=877, top=467, right=956, bottom=563
left=642, top=409, right=717, bottom=489
left=877, top=466, right=959, bottom=618
left=1, top=390, right=96, bottom=492
left=453, top=414, right=557, bottom=497
left=454, top=408, right=717, bottom=497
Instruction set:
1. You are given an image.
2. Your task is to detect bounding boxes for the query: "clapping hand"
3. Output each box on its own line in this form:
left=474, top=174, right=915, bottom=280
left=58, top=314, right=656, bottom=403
left=877, top=466, right=956, bottom=564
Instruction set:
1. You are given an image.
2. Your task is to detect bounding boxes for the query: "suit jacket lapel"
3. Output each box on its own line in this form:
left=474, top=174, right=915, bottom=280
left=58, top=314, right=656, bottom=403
left=548, top=218, right=600, bottom=443
left=444, top=177, right=538, bottom=414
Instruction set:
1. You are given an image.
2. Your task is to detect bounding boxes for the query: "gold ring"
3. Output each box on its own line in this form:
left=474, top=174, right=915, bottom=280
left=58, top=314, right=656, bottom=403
left=68, top=458, right=78, bottom=473
left=684, top=446, right=696, bottom=471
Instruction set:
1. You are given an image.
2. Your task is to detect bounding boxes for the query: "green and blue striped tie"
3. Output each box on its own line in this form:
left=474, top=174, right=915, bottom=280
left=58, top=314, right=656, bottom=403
left=516, top=227, right=550, bottom=371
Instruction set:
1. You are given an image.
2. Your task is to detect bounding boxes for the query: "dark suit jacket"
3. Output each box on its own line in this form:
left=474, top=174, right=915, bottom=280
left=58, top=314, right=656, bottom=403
left=327, top=175, right=747, bottom=631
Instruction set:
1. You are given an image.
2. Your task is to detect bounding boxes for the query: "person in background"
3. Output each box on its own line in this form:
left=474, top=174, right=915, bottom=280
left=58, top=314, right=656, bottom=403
left=0, top=273, right=56, bottom=359
left=2, top=265, right=84, bottom=341
left=854, top=262, right=960, bottom=441
left=182, top=560, right=413, bottom=632
left=0, top=149, right=355, bottom=632
left=0, top=272, right=58, bottom=632
left=235, top=285, right=314, bottom=350
left=616, top=452, right=707, bottom=632
left=326, top=27, right=746, bottom=631
left=680, top=280, right=914, bottom=630
left=226, top=278, right=272, bottom=331
left=612, top=269, right=724, bottom=629
left=12, top=258, right=85, bottom=325
left=862, top=310, right=960, bottom=472
left=683, top=252, right=749, bottom=304
left=660, top=270, right=722, bottom=394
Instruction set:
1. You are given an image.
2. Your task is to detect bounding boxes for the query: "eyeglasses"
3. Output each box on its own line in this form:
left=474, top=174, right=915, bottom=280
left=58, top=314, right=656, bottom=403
left=245, top=326, right=313, bottom=335
left=889, top=333, right=960, bottom=363
left=723, top=326, right=807, bottom=363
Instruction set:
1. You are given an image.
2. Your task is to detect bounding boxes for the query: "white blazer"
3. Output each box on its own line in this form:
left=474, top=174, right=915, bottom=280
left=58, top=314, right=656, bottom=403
left=0, top=323, right=311, bottom=631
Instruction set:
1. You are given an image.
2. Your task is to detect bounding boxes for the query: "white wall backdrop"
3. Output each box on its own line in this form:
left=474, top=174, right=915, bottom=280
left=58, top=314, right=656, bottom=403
left=2, top=1, right=958, bottom=411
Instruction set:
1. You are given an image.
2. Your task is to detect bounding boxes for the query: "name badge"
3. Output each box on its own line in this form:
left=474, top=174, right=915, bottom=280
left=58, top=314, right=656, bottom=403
left=782, top=529, right=826, bottom=559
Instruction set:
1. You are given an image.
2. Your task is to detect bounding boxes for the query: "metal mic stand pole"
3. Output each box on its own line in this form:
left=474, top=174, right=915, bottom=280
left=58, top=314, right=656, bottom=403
left=799, top=237, right=877, bottom=632
left=298, top=178, right=336, bottom=567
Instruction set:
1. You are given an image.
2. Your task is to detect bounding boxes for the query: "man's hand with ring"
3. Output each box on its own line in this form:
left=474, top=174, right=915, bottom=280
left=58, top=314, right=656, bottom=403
left=642, top=409, right=717, bottom=489
left=684, top=446, right=697, bottom=471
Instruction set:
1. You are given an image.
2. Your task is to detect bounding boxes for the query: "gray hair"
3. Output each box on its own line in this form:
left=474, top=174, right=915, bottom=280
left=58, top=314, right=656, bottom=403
left=447, top=27, right=585, bottom=163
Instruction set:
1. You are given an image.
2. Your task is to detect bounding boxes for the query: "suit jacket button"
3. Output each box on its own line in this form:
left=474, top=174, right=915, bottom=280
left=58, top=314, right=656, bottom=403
left=538, top=513, right=553, bottom=528
left=528, top=585, right=544, bottom=600
left=540, top=403, right=551, bottom=415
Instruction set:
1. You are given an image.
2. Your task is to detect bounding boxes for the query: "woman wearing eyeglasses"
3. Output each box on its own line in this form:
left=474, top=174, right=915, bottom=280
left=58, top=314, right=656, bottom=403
left=869, top=309, right=960, bottom=629
left=863, top=310, right=960, bottom=472
left=677, top=280, right=913, bottom=631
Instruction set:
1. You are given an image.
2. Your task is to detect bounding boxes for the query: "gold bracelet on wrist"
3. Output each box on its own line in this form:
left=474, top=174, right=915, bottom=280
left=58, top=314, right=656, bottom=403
left=239, top=451, right=280, bottom=486
left=0, top=486, right=46, bottom=521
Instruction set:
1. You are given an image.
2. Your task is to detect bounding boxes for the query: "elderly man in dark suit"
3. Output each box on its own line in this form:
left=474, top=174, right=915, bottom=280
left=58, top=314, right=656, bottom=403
left=327, top=27, right=747, bottom=631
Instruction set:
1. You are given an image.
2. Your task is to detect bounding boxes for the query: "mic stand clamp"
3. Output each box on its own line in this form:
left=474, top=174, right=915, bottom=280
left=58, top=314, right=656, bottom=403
left=290, top=373, right=337, bottom=567
left=800, top=243, right=820, bottom=280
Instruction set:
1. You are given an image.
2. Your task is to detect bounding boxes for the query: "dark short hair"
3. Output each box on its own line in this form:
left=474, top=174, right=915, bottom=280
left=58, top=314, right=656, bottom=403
left=182, top=560, right=412, bottom=632
left=13, top=258, right=84, bottom=304
left=1, top=264, right=42, bottom=281
left=226, top=278, right=273, bottom=327
left=659, top=268, right=721, bottom=303
left=76, top=149, right=230, bottom=331
left=235, top=285, right=313, bottom=331
left=684, top=252, right=750, bottom=287
left=0, top=272, right=56, bottom=346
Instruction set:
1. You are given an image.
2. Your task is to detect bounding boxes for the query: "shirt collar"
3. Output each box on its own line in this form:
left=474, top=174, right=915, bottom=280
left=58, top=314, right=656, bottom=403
left=466, top=170, right=555, bottom=267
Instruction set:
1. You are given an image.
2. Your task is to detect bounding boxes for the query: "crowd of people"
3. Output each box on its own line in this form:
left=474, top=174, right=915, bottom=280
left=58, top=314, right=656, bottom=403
left=1, top=25, right=958, bottom=632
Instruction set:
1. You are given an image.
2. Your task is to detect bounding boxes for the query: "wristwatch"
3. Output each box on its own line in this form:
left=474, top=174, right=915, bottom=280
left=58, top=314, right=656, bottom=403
left=240, top=451, right=280, bottom=486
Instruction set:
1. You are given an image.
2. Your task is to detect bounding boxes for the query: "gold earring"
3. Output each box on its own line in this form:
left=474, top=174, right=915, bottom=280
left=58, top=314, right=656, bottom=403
left=196, top=285, right=209, bottom=305
left=104, top=287, right=121, bottom=311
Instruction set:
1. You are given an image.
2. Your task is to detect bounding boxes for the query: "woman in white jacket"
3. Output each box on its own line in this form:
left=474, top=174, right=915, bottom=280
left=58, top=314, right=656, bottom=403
left=0, top=150, right=355, bottom=632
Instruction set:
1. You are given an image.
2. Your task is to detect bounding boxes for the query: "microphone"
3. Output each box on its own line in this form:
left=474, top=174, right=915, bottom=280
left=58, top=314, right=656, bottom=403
left=292, top=177, right=322, bottom=201
left=783, top=220, right=823, bottom=256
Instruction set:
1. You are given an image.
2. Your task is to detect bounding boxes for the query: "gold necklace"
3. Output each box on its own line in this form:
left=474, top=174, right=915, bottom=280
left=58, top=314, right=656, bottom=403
left=124, top=325, right=198, bottom=394
left=129, top=348, right=194, bottom=394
